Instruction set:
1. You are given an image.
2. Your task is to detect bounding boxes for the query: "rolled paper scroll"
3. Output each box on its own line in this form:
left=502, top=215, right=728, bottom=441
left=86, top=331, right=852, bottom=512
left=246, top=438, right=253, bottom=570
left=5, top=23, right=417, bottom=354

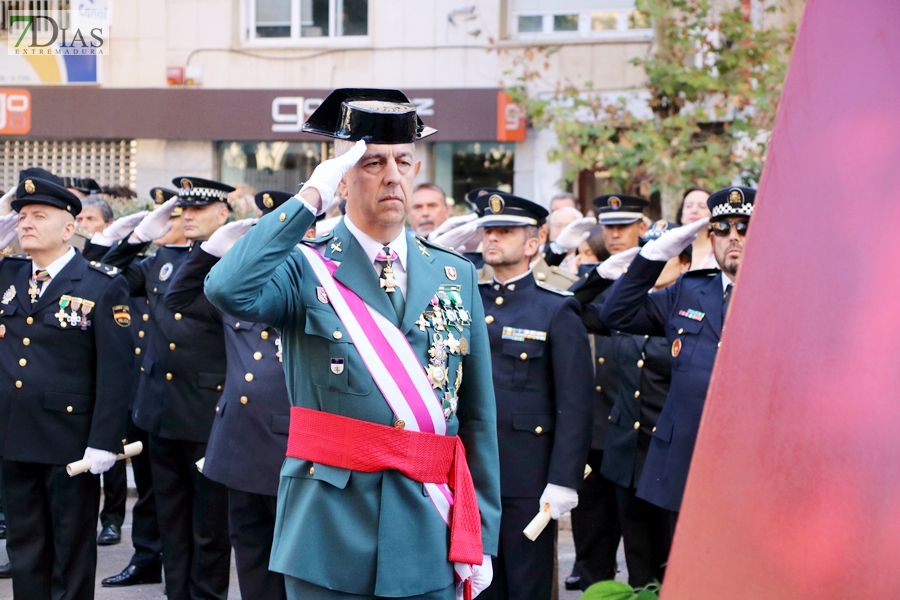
left=66, top=441, right=143, bottom=477
left=523, top=464, right=592, bottom=541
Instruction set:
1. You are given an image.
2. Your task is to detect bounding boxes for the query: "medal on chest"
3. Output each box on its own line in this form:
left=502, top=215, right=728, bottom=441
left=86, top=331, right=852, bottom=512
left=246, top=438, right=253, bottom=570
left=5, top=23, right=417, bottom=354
left=1, top=285, right=15, bottom=305
left=420, top=285, right=471, bottom=421
left=379, top=262, right=398, bottom=293
left=28, top=278, right=41, bottom=304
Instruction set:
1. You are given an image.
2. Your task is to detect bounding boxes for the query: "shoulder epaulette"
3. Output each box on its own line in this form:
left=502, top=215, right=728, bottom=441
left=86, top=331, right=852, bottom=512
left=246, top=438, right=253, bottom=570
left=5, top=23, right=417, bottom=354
left=416, top=235, right=463, bottom=257
left=303, top=230, right=334, bottom=246
left=683, top=268, right=720, bottom=278
left=88, top=260, right=120, bottom=277
left=3, top=254, right=29, bottom=261
left=536, top=280, right=574, bottom=296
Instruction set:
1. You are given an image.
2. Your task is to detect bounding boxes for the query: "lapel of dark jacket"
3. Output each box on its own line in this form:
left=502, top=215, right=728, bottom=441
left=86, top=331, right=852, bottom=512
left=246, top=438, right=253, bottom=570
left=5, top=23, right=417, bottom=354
left=695, top=272, right=724, bottom=340
left=31, top=251, right=84, bottom=315
left=400, top=232, right=437, bottom=335
left=328, top=219, right=397, bottom=325
left=14, top=260, right=35, bottom=314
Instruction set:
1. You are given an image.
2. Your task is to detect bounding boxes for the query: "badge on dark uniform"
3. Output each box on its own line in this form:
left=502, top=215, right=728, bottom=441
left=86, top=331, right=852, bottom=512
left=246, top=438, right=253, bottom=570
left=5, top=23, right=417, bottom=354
left=263, top=193, right=274, bottom=208
left=0, top=324, right=5, bottom=338
left=159, top=263, right=173, bottom=281
left=1, top=285, right=14, bottom=305
left=330, top=358, right=344, bottom=374
left=24, top=179, right=35, bottom=194
left=113, top=305, right=132, bottom=327
left=729, top=189, right=743, bottom=205
left=609, top=196, right=622, bottom=210
left=489, top=195, right=504, bottom=214
left=671, top=338, right=682, bottom=357
left=445, top=266, right=457, bottom=281
left=155, top=189, right=164, bottom=202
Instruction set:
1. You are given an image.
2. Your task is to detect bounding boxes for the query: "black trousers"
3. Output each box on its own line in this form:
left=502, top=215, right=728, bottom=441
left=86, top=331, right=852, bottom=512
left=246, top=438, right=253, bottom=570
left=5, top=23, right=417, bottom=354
left=614, top=484, right=669, bottom=588
left=229, top=488, right=287, bottom=600
left=570, top=449, right=621, bottom=588
left=149, top=434, right=231, bottom=600
left=2, top=460, right=100, bottom=600
left=100, top=459, right=127, bottom=529
left=480, top=497, right=555, bottom=600
left=126, top=417, right=162, bottom=569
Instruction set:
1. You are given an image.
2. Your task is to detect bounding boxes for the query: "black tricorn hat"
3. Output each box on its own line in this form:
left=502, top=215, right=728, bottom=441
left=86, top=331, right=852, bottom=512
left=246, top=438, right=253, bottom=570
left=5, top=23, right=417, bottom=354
left=302, top=88, right=437, bottom=143
left=12, top=177, right=82, bottom=216
left=254, top=190, right=293, bottom=215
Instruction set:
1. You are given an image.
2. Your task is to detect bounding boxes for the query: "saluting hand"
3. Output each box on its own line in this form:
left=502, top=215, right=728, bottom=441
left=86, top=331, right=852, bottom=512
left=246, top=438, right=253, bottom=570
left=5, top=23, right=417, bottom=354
left=131, top=198, right=179, bottom=243
left=298, top=139, right=367, bottom=214
left=554, top=216, right=597, bottom=251
left=430, top=213, right=481, bottom=252
left=90, top=211, right=148, bottom=247
left=0, top=213, right=18, bottom=251
left=640, top=217, right=709, bottom=262
left=201, top=218, right=258, bottom=258
left=596, top=246, right=640, bottom=280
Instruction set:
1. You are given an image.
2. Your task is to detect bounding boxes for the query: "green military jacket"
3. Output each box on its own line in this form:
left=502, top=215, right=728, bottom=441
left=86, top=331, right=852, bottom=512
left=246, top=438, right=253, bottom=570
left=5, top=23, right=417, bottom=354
left=205, top=199, right=501, bottom=597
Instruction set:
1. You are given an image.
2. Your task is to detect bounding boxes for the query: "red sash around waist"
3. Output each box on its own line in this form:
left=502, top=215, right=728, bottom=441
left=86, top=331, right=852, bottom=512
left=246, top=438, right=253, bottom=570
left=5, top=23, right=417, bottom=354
left=287, top=406, right=483, bottom=565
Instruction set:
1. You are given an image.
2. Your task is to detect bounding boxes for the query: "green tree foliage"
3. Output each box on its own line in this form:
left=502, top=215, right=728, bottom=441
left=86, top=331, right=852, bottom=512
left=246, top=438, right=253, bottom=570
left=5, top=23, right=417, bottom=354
left=503, top=0, right=798, bottom=215
left=580, top=580, right=660, bottom=600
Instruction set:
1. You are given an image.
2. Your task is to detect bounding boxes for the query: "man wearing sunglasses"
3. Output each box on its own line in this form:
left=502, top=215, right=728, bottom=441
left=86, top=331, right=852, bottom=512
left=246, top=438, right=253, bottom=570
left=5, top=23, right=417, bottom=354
left=596, top=186, right=755, bottom=538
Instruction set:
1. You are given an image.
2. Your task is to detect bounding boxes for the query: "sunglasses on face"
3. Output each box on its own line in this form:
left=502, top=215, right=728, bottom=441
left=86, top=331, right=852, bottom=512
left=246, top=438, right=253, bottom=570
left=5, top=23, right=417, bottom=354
left=709, top=220, right=749, bottom=237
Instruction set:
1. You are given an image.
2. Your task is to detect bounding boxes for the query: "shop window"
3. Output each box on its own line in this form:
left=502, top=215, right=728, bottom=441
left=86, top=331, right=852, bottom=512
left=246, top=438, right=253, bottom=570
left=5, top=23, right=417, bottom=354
left=512, top=1, right=651, bottom=37
left=218, top=141, right=327, bottom=194
left=434, top=142, right=515, bottom=208
left=247, top=0, right=368, bottom=42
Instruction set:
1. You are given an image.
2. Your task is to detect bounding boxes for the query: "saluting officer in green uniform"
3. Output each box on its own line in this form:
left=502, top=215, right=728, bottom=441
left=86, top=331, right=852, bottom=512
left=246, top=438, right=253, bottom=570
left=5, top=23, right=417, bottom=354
left=205, top=89, right=501, bottom=600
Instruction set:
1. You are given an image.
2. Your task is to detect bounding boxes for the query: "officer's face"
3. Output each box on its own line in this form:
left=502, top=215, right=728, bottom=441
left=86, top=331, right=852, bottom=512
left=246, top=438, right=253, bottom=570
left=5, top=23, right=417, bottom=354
left=181, top=203, right=230, bottom=240
left=17, top=204, right=75, bottom=253
left=482, top=226, right=541, bottom=268
left=710, top=217, right=748, bottom=277
left=601, top=221, right=647, bottom=254
left=75, top=206, right=110, bottom=233
left=408, top=187, right=449, bottom=236
left=153, top=216, right=188, bottom=247
left=340, top=143, right=421, bottom=232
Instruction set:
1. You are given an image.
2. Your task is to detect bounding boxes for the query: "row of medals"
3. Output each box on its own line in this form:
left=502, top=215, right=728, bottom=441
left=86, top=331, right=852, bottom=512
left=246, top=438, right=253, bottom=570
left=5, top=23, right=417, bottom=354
left=417, top=285, right=472, bottom=420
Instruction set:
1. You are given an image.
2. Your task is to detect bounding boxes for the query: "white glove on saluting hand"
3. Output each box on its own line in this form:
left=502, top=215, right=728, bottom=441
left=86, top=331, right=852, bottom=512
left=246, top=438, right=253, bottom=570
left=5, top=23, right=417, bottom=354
left=201, top=218, right=258, bottom=258
left=0, top=213, right=18, bottom=251
left=299, top=139, right=367, bottom=214
left=90, top=211, right=148, bottom=247
left=83, top=447, right=117, bottom=475
left=131, top=198, right=179, bottom=243
left=539, top=483, right=579, bottom=520
left=553, top=216, right=597, bottom=251
left=430, top=213, right=481, bottom=252
left=596, top=246, right=640, bottom=281
left=640, top=217, right=709, bottom=262
left=455, top=555, right=493, bottom=600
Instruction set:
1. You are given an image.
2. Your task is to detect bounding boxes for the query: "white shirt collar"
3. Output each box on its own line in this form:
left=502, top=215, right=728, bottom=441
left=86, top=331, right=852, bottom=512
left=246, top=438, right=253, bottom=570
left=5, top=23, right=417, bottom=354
left=343, top=215, right=408, bottom=271
left=32, top=246, right=76, bottom=280
left=722, top=271, right=734, bottom=292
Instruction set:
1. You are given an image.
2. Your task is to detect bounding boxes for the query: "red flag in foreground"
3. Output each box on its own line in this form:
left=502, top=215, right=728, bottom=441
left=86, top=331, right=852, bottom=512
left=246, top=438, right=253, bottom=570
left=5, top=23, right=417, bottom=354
left=663, top=1, right=900, bottom=599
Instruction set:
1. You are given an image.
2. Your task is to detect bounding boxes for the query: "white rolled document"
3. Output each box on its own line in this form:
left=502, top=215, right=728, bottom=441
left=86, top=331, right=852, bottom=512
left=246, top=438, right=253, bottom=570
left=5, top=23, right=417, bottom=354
left=523, top=464, right=592, bottom=541
left=66, top=441, right=143, bottom=476
left=195, top=457, right=205, bottom=473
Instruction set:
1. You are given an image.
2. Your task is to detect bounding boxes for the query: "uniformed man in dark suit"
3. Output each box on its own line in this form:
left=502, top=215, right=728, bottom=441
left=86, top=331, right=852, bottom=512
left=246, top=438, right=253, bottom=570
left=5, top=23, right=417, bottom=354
left=99, top=187, right=180, bottom=587
left=101, top=178, right=234, bottom=600
left=599, top=186, right=754, bottom=534
left=567, top=194, right=649, bottom=590
left=0, top=177, right=133, bottom=600
left=164, top=190, right=296, bottom=600
left=473, top=192, right=594, bottom=600
left=577, top=220, right=692, bottom=587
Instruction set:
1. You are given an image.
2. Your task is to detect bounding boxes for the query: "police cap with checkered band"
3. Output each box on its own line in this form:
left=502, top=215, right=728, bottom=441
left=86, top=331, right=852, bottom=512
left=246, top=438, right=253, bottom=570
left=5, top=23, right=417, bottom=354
left=707, top=186, right=756, bottom=221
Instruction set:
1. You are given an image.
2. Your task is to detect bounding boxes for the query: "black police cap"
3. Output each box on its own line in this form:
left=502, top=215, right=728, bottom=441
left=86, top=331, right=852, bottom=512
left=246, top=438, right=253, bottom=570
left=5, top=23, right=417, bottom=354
left=593, top=194, right=649, bottom=225
left=474, top=190, right=548, bottom=228
left=172, top=176, right=235, bottom=208
left=254, top=190, right=293, bottom=215
left=463, top=187, right=494, bottom=210
left=151, top=187, right=182, bottom=217
left=19, top=167, right=64, bottom=187
left=63, top=176, right=101, bottom=195
left=707, top=186, right=755, bottom=221
left=12, top=177, right=82, bottom=216
left=303, top=88, right=437, bottom=144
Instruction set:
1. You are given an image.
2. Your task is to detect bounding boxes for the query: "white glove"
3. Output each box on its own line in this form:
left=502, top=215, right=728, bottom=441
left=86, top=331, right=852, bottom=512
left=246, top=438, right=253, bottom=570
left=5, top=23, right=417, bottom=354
left=0, top=187, right=15, bottom=216
left=456, top=555, right=493, bottom=600
left=131, top=198, right=179, bottom=243
left=298, top=139, right=367, bottom=214
left=596, top=246, right=640, bottom=280
left=200, top=218, right=258, bottom=258
left=90, top=211, right=148, bottom=247
left=431, top=214, right=481, bottom=252
left=539, top=483, right=579, bottom=520
left=0, top=213, right=18, bottom=250
left=640, top=217, right=708, bottom=262
left=83, top=447, right=117, bottom=475
left=553, top=216, right=597, bottom=251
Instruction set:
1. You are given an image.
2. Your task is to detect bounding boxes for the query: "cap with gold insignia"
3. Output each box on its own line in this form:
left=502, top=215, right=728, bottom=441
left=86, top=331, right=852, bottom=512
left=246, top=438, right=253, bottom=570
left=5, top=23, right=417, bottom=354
left=707, top=186, right=755, bottom=221
left=302, top=88, right=436, bottom=143
left=19, top=167, right=64, bottom=187
left=254, top=190, right=292, bottom=215
left=151, top=187, right=182, bottom=217
left=172, top=176, right=235, bottom=208
left=463, top=187, right=495, bottom=210
left=63, top=176, right=101, bottom=195
left=473, top=190, right=549, bottom=228
left=12, top=177, right=82, bottom=216
left=593, top=194, right=649, bottom=225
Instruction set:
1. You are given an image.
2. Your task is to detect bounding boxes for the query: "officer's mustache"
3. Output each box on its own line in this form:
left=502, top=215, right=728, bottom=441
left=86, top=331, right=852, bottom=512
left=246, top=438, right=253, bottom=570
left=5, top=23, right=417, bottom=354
left=726, top=241, right=743, bottom=253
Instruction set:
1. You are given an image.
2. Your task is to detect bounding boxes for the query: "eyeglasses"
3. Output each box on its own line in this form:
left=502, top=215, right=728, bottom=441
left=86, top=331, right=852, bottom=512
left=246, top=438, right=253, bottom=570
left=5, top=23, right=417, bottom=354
left=709, top=220, right=749, bottom=237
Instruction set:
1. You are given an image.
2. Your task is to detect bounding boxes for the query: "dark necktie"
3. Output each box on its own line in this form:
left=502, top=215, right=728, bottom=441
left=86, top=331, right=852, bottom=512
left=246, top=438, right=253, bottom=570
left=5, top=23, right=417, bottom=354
left=376, top=246, right=405, bottom=321
left=723, top=283, right=734, bottom=317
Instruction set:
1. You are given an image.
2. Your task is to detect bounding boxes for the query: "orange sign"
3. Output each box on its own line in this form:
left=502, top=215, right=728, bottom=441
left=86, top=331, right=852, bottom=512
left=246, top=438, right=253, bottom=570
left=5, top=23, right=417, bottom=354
left=496, top=91, right=526, bottom=142
left=0, top=89, right=31, bottom=135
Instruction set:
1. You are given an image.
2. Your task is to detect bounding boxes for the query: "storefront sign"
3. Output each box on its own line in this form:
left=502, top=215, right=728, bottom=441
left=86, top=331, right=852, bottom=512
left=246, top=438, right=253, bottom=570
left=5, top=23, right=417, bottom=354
left=0, top=89, right=31, bottom=135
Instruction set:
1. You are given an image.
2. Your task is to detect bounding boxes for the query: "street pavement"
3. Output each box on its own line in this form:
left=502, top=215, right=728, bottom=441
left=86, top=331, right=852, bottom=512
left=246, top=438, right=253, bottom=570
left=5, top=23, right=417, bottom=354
left=0, top=499, right=626, bottom=599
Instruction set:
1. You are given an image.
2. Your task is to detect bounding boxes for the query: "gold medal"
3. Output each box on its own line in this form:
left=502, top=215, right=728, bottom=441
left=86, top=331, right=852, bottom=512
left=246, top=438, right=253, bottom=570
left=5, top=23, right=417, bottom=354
left=380, top=263, right=398, bottom=293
